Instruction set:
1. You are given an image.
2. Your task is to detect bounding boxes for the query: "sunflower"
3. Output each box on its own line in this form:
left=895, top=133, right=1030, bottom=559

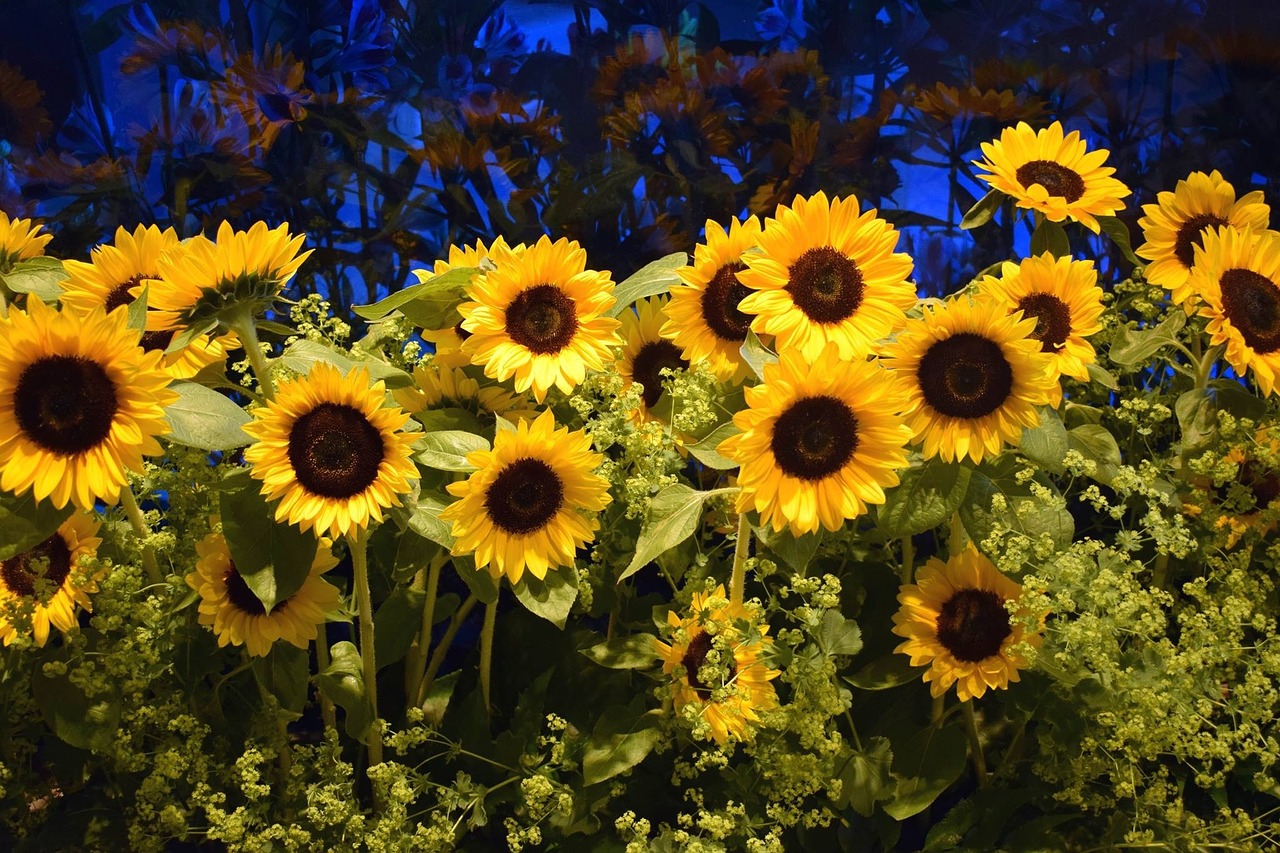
left=242, top=362, right=419, bottom=539
left=1137, top=170, right=1270, bottom=306
left=216, top=46, right=312, bottom=154
left=0, top=514, right=102, bottom=647
left=618, top=295, right=689, bottom=420
left=737, top=191, right=916, bottom=362
left=392, top=363, right=537, bottom=423
left=0, top=299, right=176, bottom=510
left=458, top=236, right=622, bottom=403
left=718, top=346, right=912, bottom=535
left=1191, top=226, right=1280, bottom=396
left=60, top=225, right=230, bottom=380
left=662, top=215, right=763, bottom=384
left=976, top=252, right=1104, bottom=382
left=440, top=410, right=610, bottom=584
left=892, top=545, right=1039, bottom=701
left=415, top=237, right=524, bottom=369
left=186, top=528, right=341, bottom=657
left=653, top=584, right=779, bottom=744
left=882, top=296, right=1058, bottom=464
left=420, top=324, right=474, bottom=369
left=974, top=121, right=1130, bottom=233
left=0, top=211, right=52, bottom=273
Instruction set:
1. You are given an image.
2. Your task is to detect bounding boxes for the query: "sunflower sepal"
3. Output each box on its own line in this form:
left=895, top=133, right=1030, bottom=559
left=605, top=251, right=687, bottom=318
left=0, top=490, right=74, bottom=562
left=511, top=563, right=579, bottom=628
left=1096, top=215, right=1141, bottom=266
left=960, top=188, right=1004, bottom=230
left=218, top=470, right=321, bottom=610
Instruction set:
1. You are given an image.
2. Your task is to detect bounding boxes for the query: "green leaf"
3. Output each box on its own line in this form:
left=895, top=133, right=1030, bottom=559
left=3, top=256, right=68, bottom=301
left=754, top=525, right=822, bottom=572
left=1067, top=424, right=1122, bottom=485
left=817, top=611, right=863, bottom=657
left=879, top=458, right=972, bottom=540
left=277, top=339, right=412, bottom=389
left=415, top=407, right=485, bottom=434
left=606, top=253, right=688, bottom=317
left=846, top=653, right=919, bottom=691
left=511, top=564, right=579, bottom=628
left=582, top=702, right=664, bottom=786
left=408, top=492, right=457, bottom=548
left=454, top=556, right=500, bottom=604
left=1108, top=311, right=1186, bottom=369
left=1210, top=377, right=1267, bottom=421
left=416, top=430, right=488, bottom=472
left=163, top=382, right=253, bottom=450
left=219, top=470, right=319, bottom=611
left=620, top=485, right=736, bottom=581
left=838, top=737, right=894, bottom=817
left=959, top=189, right=1003, bottom=230
left=739, top=330, right=778, bottom=381
left=32, top=655, right=122, bottom=750
left=374, top=587, right=426, bottom=670
left=581, top=635, right=660, bottom=670
left=1084, top=362, right=1119, bottom=390
left=127, top=285, right=149, bottom=331
left=1097, top=215, right=1141, bottom=266
left=1176, top=387, right=1217, bottom=453
left=253, top=643, right=309, bottom=715
left=1029, top=218, right=1070, bottom=258
left=0, top=491, right=73, bottom=562
left=1018, top=405, right=1068, bottom=474
left=960, top=457, right=1074, bottom=556
left=352, top=266, right=476, bottom=325
left=684, top=421, right=741, bottom=470
left=883, top=724, right=968, bottom=820
left=317, top=641, right=374, bottom=739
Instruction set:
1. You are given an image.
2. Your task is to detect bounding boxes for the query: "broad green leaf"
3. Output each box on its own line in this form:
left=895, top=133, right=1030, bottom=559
left=253, top=643, right=309, bottom=716
left=817, top=611, right=863, bottom=657
left=1108, top=311, right=1186, bottom=369
left=685, top=421, right=741, bottom=470
left=1018, top=405, right=1068, bottom=474
left=1067, top=424, right=1122, bottom=485
left=374, top=586, right=427, bottom=670
left=960, top=457, right=1074, bottom=557
left=1176, top=388, right=1217, bottom=453
left=32, top=654, right=122, bottom=750
left=415, top=407, right=485, bottom=434
left=845, top=653, right=919, bottom=691
left=1210, top=377, right=1267, bottom=420
left=581, top=635, right=660, bottom=669
left=959, top=189, right=1003, bottom=230
left=582, top=702, right=664, bottom=786
left=838, top=737, right=894, bottom=817
left=163, top=381, right=252, bottom=450
left=739, top=330, right=778, bottom=381
left=606, top=252, right=688, bottom=317
left=883, top=723, right=968, bottom=819
left=1084, top=362, right=1119, bottom=390
left=512, top=564, right=579, bottom=628
left=1097, top=215, right=1141, bottom=266
left=352, top=266, right=476, bottom=327
left=276, top=338, right=412, bottom=389
left=0, top=490, right=73, bottom=562
left=754, top=525, right=822, bottom=571
left=416, top=430, right=488, bottom=472
left=454, top=555, right=500, bottom=604
left=317, top=640, right=374, bottom=739
left=219, top=469, right=319, bottom=610
left=409, top=492, right=457, bottom=548
left=878, top=458, right=971, bottom=540
left=620, top=485, right=736, bottom=581
left=3, top=256, right=68, bottom=301
left=1029, top=218, right=1070, bottom=258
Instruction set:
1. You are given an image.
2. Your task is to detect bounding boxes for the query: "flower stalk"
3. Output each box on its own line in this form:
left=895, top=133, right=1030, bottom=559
left=349, top=527, right=382, bottom=767
left=119, top=485, right=162, bottom=584
left=729, top=511, right=751, bottom=606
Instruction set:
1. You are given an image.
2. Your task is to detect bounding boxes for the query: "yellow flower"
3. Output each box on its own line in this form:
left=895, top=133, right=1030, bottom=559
left=976, top=252, right=1105, bottom=382
left=1192, top=226, right=1280, bottom=396
left=242, top=362, right=419, bottom=539
left=974, top=121, right=1130, bottom=233
left=882, top=296, right=1058, bottom=464
left=1137, top=170, right=1270, bottom=308
left=0, top=211, right=52, bottom=273
left=737, top=191, right=916, bottom=362
left=392, top=362, right=537, bottom=423
left=186, top=529, right=341, bottom=657
left=416, top=236, right=525, bottom=369
left=0, top=514, right=102, bottom=647
left=0, top=299, right=176, bottom=509
left=654, top=585, right=779, bottom=744
left=661, top=215, right=763, bottom=384
left=892, top=545, right=1040, bottom=701
left=718, top=346, right=912, bottom=535
left=618, top=295, right=689, bottom=420
left=459, top=236, right=621, bottom=403
left=441, top=410, right=610, bottom=584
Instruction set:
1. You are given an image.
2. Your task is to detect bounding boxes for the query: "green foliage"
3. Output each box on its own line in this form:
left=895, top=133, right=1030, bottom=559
left=218, top=469, right=319, bottom=610
left=164, top=382, right=253, bottom=450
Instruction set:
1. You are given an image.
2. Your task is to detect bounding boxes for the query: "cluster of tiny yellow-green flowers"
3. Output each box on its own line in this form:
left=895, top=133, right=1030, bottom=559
left=288, top=293, right=351, bottom=346
left=664, top=360, right=721, bottom=436
left=502, top=773, right=574, bottom=852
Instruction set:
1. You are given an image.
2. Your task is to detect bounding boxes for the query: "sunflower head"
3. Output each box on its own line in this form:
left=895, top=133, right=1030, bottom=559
left=892, top=545, right=1041, bottom=701
left=393, top=362, right=537, bottom=423
left=654, top=584, right=780, bottom=744
left=619, top=295, right=689, bottom=418
left=0, top=514, right=103, bottom=647
left=1192, top=226, right=1280, bottom=396
left=0, top=211, right=52, bottom=273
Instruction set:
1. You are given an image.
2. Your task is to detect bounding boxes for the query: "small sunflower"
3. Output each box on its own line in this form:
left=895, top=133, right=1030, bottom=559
left=458, top=236, right=622, bottom=403
left=0, top=211, right=52, bottom=273
left=892, top=545, right=1040, bottom=701
left=392, top=363, right=537, bottom=423
left=0, top=299, right=176, bottom=509
left=1192, top=226, right=1280, bottom=396
left=186, top=528, right=341, bottom=657
left=60, top=225, right=230, bottom=380
left=1137, top=170, right=1270, bottom=306
left=653, top=584, right=780, bottom=744
left=0, top=514, right=102, bottom=647
left=242, top=362, right=419, bottom=539
left=718, top=346, right=912, bottom=535
left=882, top=296, right=1058, bottom=464
left=974, top=121, right=1130, bottom=233
left=440, top=410, right=611, bottom=584
left=662, top=215, right=763, bottom=384
left=618, top=295, right=689, bottom=420
left=976, top=252, right=1104, bottom=382
left=737, top=191, right=916, bottom=362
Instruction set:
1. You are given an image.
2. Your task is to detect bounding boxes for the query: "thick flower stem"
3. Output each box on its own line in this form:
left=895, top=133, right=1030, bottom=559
left=419, top=594, right=480, bottom=708
left=1194, top=343, right=1224, bottom=395
left=900, top=536, right=915, bottom=584
left=227, top=309, right=276, bottom=401
left=119, top=485, right=162, bottom=584
left=479, top=599, right=498, bottom=722
left=961, top=700, right=989, bottom=788
left=349, top=528, right=382, bottom=767
left=314, top=632, right=337, bottom=733
left=729, top=512, right=751, bottom=606
left=405, top=553, right=445, bottom=707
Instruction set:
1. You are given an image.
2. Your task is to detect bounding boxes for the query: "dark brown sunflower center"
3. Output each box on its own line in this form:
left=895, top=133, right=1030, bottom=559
left=103, top=274, right=149, bottom=314
left=139, top=329, right=177, bottom=352
left=505, top=284, right=578, bottom=354
left=288, top=403, right=385, bottom=498
left=770, top=395, right=859, bottom=480
left=1016, top=293, right=1073, bottom=353
left=0, top=532, right=72, bottom=599
left=223, top=563, right=283, bottom=616
left=1015, top=159, right=1085, bottom=203
left=918, top=333, right=1015, bottom=419
left=701, top=261, right=753, bottom=342
left=484, top=457, right=564, bottom=535
left=680, top=630, right=737, bottom=696
left=1238, top=460, right=1280, bottom=509
left=787, top=246, right=865, bottom=325
left=14, top=355, right=120, bottom=455
left=631, top=340, right=688, bottom=410
left=935, top=588, right=1012, bottom=663
left=453, top=320, right=472, bottom=341
left=1174, top=214, right=1228, bottom=270
left=1220, top=268, right=1280, bottom=355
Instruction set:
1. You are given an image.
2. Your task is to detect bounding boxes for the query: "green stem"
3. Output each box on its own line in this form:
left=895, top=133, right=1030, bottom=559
left=228, top=309, right=276, bottom=401
left=1152, top=553, right=1170, bottom=590
left=119, top=485, right=161, bottom=584
left=842, top=710, right=864, bottom=752
left=405, top=554, right=445, bottom=708
left=729, top=512, right=751, bottom=606
left=931, top=694, right=946, bottom=728
left=1194, top=344, right=1224, bottom=394
left=315, top=633, right=337, bottom=734
left=479, top=599, right=498, bottom=722
left=349, top=528, right=382, bottom=767
left=961, top=700, right=989, bottom=788
left=900, top=536, right=914, bottom=584
left=420, top=594, right=480, bottom=707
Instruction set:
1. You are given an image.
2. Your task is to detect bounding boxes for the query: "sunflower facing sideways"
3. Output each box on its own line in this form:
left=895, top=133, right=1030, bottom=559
left=618, top=295, right=689, bottom=420
left=0, top=299, right=176, bottom=509
left=654, top=584, right=780, bottom=744
left=186, top=527, right=341, bottom=657
left=661, top=215, right=762, bottom=384
left=1137, top=170, right=1270, bottom=307
left=458, top=236, right=621, bottom=403
left=392, top=362, right=536, bottom=424
left=242, top=362, right=419, bottom=539
left=0, top=210, right=52, bottom=273
left=0, top=514, right=102, bottom=647
left=718, top=345, right=912, bottom=535
left=737, top=191, right=916, bottom=362
left=441, top=410, right=611, bottom=584
left=882, top=296, right=1058, bottom=464
left=974, top=121, right=1130, bottom=233
left=976, top=252, right=1104, bottom=382
left=892, top=545, right=1040, bottom=701
left=416, top=236, right=525, bottom=369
